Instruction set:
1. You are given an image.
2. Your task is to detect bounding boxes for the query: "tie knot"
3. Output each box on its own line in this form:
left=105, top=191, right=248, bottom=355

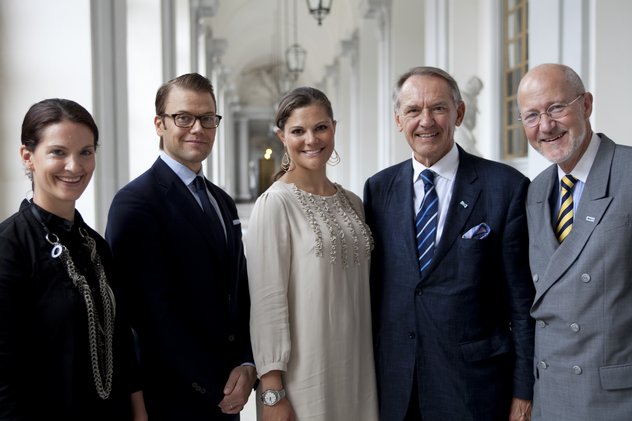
left=420, top=169, right=435, bottom=187
left=561, top=174, right=577, bottom=190
left=192, top=176, right=206, bottom=193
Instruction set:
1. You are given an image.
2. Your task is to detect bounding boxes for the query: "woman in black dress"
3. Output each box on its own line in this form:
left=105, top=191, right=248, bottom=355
left=0, top=98, right=146, bottom=420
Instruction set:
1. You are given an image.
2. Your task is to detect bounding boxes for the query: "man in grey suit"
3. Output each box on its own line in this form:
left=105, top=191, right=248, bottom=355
left=364, top=66, right=535, bottom=421
left=517, top=63, right=632, bottom=420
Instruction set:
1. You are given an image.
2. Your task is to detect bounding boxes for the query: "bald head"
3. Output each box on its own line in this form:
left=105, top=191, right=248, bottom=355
left=517, top=63, right=593, bottom=173
left=517, top=64, right=585, bottom=107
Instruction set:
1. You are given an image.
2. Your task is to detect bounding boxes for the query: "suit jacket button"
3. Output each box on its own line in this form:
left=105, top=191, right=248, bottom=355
left=228, top=334, right=236, bottom=342
left=415, top=287, right=423, bottom=296
left=408, top=331, right=416, bottom=339
left=572, top=365, right=583, bottom=375
left=570, top=322, right=580, bottom=332
left=533, top=273, right=539, bottom=283
left=538, top=360, right=548, bottom=369
left=581, top=273, right=591, bottom=283
left=537, top=320, right=547, bottom=328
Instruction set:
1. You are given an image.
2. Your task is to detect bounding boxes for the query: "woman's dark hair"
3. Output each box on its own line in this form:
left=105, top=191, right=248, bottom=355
left=21, top=98, right=99, bottom=152
left=273, top=86, right=334, bottom=181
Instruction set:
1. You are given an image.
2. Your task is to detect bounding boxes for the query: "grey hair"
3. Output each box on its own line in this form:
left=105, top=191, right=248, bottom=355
left=392, top=66, right=463, bottom=113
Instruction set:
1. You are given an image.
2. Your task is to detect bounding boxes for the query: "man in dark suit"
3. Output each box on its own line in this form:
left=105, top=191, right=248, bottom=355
left=364, top=66, right=534, bottom=421
left=106, top=73, right=256, bottom=420
left=518, top=63, right=632, bottom=421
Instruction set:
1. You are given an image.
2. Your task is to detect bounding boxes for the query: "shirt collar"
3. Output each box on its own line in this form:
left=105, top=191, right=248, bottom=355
left=412, top=142, right=460, bottom=183
left=557, top=132, right=600, bottom=183
left=160, top=151, right=204, bottom=185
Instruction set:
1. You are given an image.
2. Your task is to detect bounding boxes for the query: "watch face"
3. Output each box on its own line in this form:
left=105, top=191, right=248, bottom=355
left=263, top=391, right=278, bottom=405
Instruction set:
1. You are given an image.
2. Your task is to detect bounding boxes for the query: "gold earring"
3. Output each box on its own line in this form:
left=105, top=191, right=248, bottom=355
left=281, top=151, right=291, bottom=172
left=328, top=148, right=341, bottom=166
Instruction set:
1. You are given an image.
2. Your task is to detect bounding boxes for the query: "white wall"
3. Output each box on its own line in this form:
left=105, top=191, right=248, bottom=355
left=0, top=0, right=95, bottom=224
left=126, top=0, right=165, bottom=182
left=590, top=0, right=632, bottom=145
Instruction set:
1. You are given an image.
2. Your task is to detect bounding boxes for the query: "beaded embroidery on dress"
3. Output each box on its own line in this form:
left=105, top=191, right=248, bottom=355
left=291, top=183, right=373, bottom=266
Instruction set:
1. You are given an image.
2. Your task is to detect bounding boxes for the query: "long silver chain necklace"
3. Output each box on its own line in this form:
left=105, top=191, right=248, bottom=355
left=45, top=227, right=116, bottom=400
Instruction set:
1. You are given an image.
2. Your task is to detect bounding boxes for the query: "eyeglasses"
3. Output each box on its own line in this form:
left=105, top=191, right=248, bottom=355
left=518, top=94, right=584, bottom=128
left=161, top=113, right=222, bottom=129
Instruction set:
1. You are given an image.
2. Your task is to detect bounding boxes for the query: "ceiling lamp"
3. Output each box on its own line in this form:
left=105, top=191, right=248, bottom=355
left=286, top=0, right=306, bottom=80
left=286, top=43, right=307, bottom=80
left=306, top=0, right=332, bottom=26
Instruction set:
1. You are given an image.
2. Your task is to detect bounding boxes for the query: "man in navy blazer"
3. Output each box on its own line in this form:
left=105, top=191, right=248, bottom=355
left=106, top=73, right=256, bottom=420
left=364, top=66, right=535, bottom=421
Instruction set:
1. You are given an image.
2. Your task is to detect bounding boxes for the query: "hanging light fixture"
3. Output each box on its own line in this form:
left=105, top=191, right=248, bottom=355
left=274, top=0, right=291, bottom=94
left=306, top=0, right=332, bottom=26
left=286, top=0, right=306, bottom=80
left=286, top=44, right=306, bottom=80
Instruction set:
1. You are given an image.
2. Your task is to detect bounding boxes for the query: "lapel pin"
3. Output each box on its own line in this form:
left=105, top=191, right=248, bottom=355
left=459, top=201, right=468, bottom=208
left=586, top=216, right=595, bottom=222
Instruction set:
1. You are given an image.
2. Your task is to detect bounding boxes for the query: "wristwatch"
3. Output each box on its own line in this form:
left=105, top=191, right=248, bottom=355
left=260, top=388, right=286, bottom=406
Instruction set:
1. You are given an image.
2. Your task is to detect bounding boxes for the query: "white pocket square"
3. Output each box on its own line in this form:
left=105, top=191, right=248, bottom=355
left=462, top=222, right=491, bottom=239
left=232, top=219, right=241, bottom=226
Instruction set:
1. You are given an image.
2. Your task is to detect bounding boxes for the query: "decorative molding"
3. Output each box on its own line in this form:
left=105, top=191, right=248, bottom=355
left=339, top=31, right=359, bottom=65
left=360, top=0, right=391, bottom=37
left=207, top=38, right=227, bottom=65
left=192, top=0, right=219, bottom=18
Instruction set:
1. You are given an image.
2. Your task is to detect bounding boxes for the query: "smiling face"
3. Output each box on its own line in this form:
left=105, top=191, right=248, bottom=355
left=155, top=86, right=217, bottom=173
left=395, top=74, right=465, bottom=167
left=517, top=64, right=593, bottom=173
left=277, top=103, right=336, bottom=176
left=20, top=120, right=96, bottom=220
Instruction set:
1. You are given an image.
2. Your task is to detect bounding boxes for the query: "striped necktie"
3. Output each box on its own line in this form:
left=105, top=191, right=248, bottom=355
left=556, top=174, right=577, bottom=243
left=416, top=169, right=438, bottom=274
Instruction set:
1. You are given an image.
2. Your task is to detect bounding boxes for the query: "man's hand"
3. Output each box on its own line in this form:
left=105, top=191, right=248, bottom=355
left=509, top=398, right=532, bottom=421
left=218, top=365, right=257, bottom=414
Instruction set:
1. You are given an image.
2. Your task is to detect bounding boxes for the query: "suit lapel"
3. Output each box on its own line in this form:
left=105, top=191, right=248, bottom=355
left=429, top=151, right=479, bottom=272
left=154, top=159, right=228, bottom=257
left=389, top=163, right=418, bottom=269
left=207, top=181, right=235, bottom=253
left=527, top=166, right=559, bottom=259
left=534, top=136, right=615, bottom=303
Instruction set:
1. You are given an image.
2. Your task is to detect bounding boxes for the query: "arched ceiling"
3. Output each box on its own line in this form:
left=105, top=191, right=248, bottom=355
left=204, top=0, right=359, bottom=107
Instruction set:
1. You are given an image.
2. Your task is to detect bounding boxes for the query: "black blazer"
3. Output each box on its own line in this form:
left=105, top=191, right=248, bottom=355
left=364, top=146, right=535, bottom=421
left=106, top=157, right=253, bottom=420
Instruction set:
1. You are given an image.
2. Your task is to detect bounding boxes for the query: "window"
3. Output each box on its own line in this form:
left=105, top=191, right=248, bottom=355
left=502, top=0, right=528, bottom=159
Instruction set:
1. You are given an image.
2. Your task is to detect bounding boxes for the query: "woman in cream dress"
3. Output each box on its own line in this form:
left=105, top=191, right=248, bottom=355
left=246, top=87, right=378, bottom=421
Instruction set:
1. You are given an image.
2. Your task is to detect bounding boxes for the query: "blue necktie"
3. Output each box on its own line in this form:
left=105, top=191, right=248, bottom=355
left=416, top=169, right=438, bottom=274
left=192, top=176, right=226, bottom=244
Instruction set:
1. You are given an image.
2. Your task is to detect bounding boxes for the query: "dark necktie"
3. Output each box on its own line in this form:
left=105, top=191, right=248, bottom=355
left=416, top=169, right=439, bottom=274
left=192, top=176, right=226, bottom=244
left=556, top=174, right=577, bottom=243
